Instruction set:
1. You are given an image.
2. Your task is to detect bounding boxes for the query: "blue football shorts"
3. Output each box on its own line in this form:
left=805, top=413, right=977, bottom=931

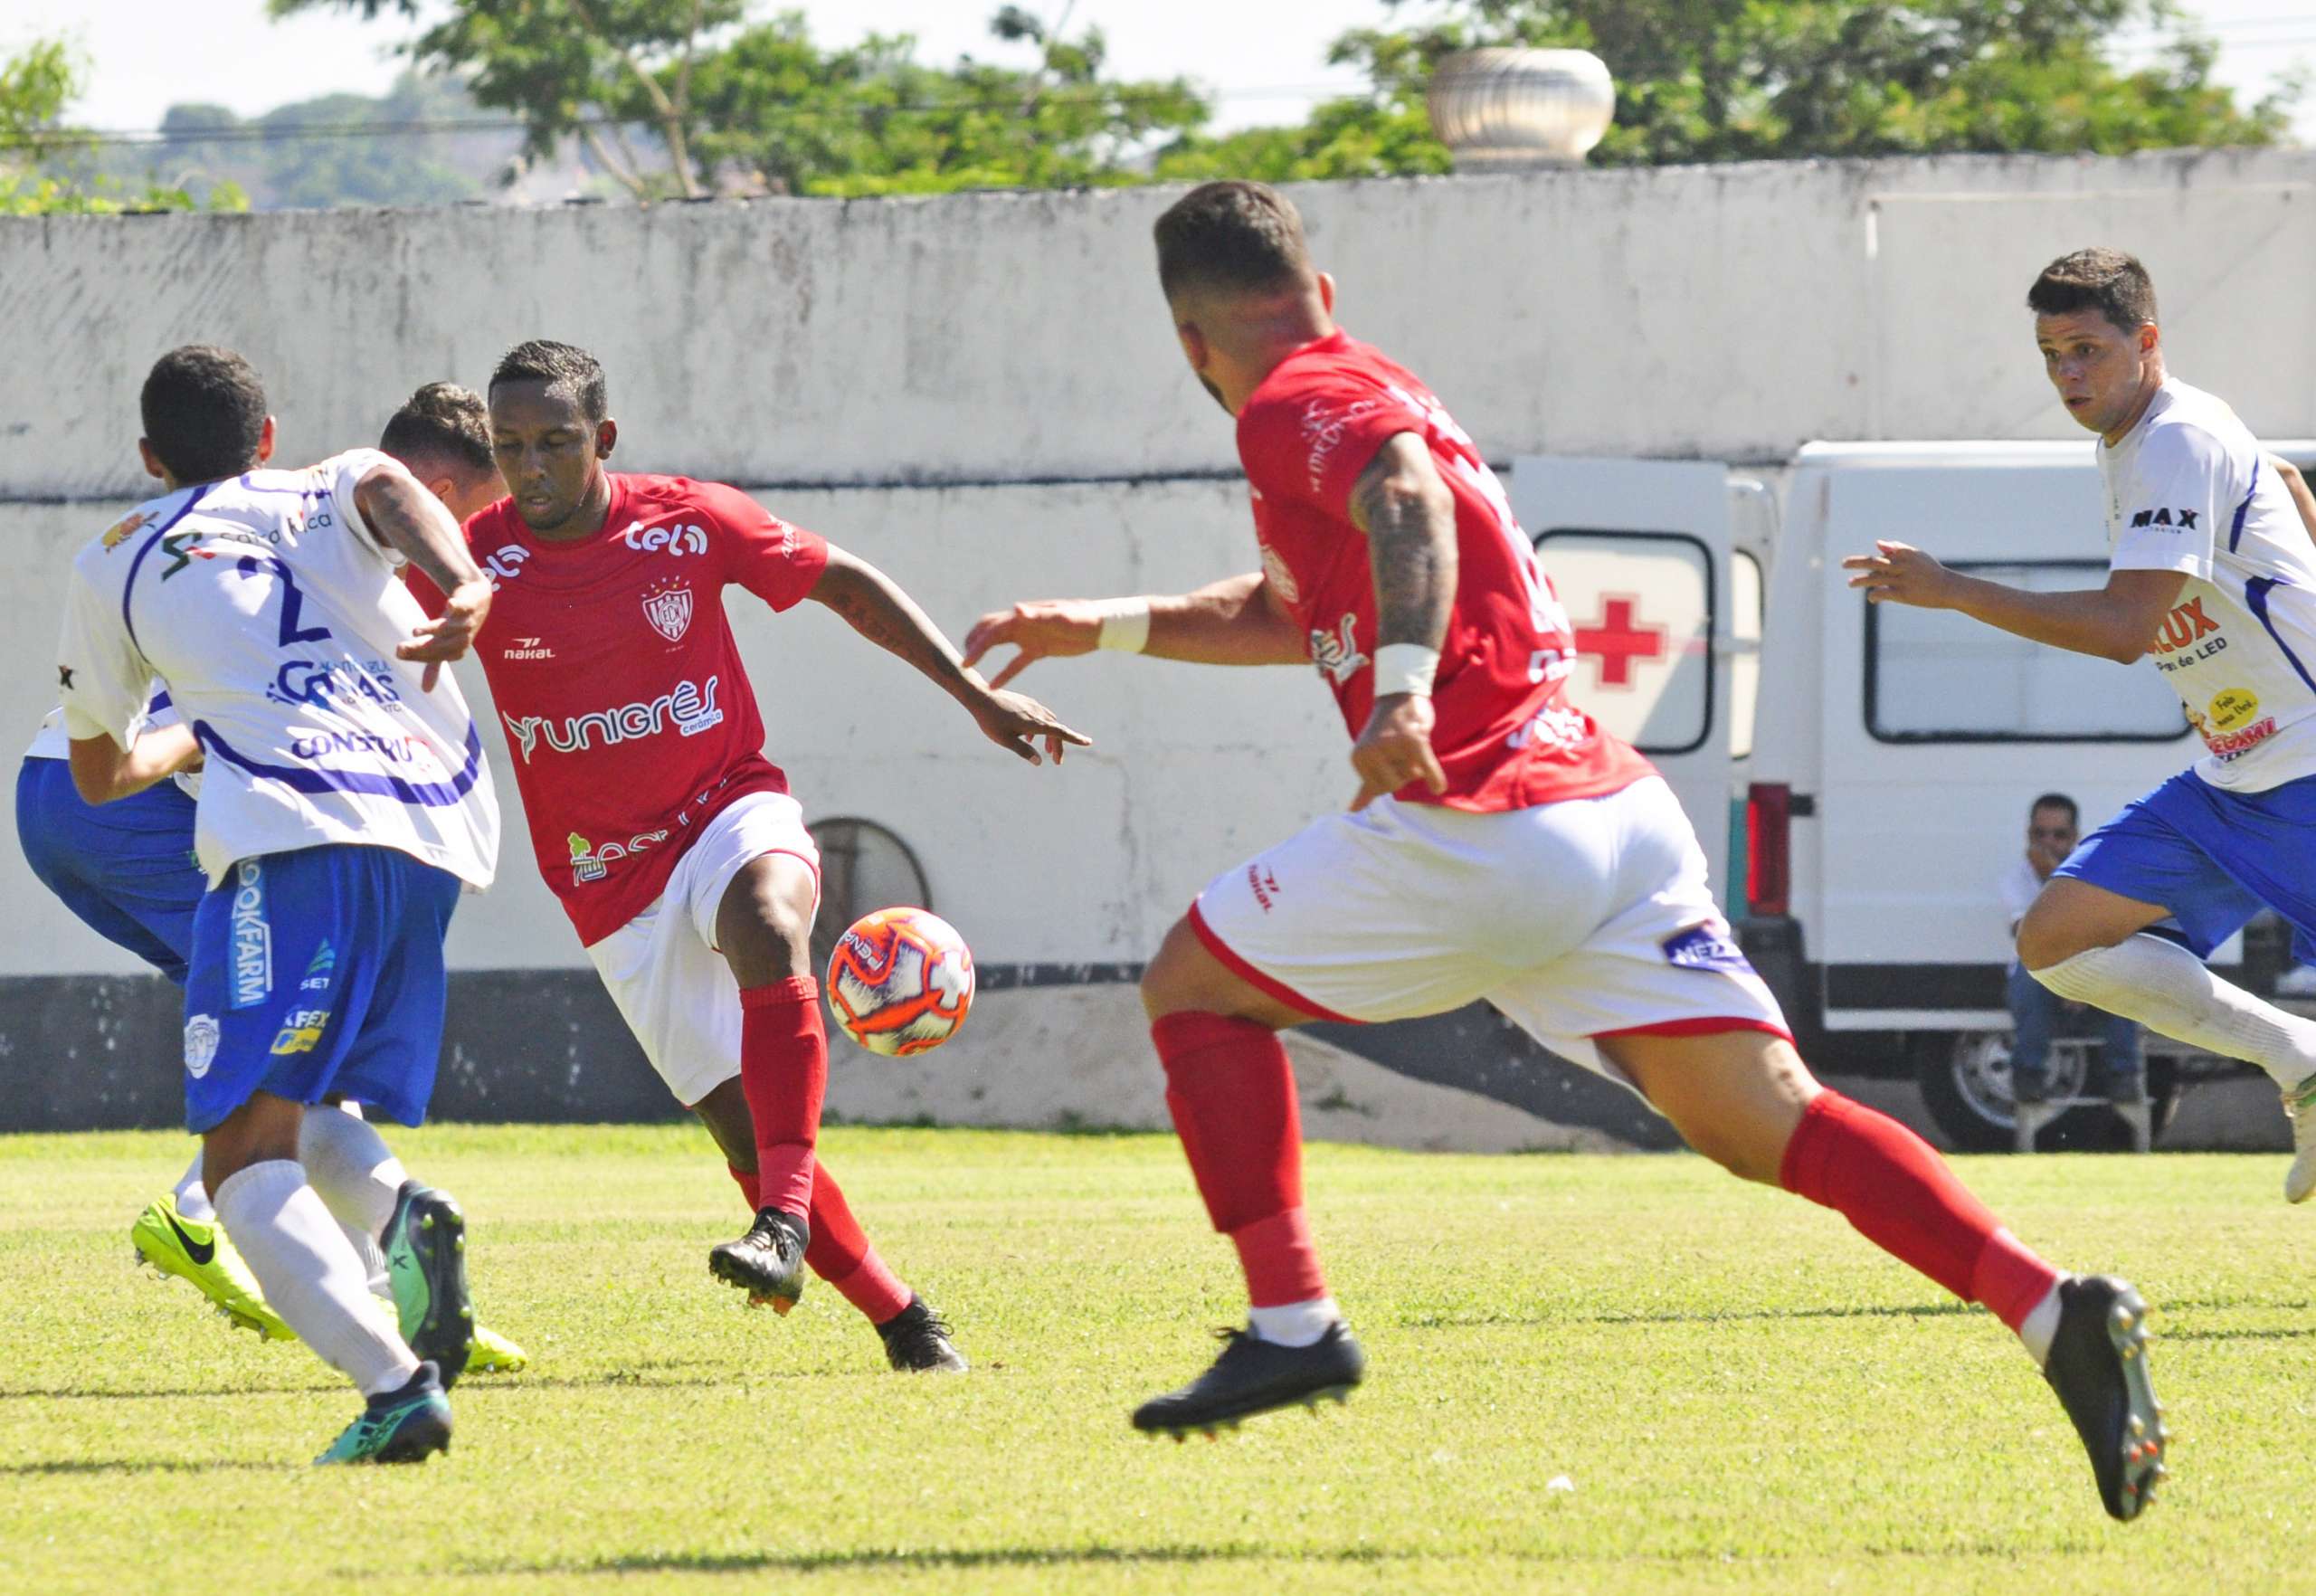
left=2055, top=765, right=2316, bottom=964
left=14, top=756, right=204, bottom=983
left=179, top=842, right=461, bottom=1134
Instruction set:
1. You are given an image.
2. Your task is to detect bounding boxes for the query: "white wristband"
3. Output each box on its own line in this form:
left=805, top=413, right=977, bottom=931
left=1372, top=643, right=1439, bottom=698
left=1089, top=597, right=1152, bottom=654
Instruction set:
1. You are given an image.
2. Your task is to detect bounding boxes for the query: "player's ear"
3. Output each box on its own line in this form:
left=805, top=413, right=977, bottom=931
left=595, top=418, right=618, bottom=460
left=2140, top=321, right=2159, bottom=356
left=257, top=415, right=277, bottom=464
left=137, top=438, right=166, bottom=481
left=1175, top=320, right=1207, bottom=372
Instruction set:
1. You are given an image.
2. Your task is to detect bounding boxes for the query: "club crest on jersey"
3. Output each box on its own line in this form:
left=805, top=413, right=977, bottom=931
left=1259, top=543, right=1301, bottom=605
left=100, top=510, right=153, bottom=552
left=1309, top=613, right=1367, bottom=686
left=641, top=579, right=694, bottom=643
left=184, top=1014, right=220, bottom=1078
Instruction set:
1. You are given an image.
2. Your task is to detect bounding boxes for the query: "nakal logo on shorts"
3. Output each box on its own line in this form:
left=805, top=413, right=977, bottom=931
left=184, top=1014, right=219, bottom=1078
left=229, top=860, right=273, bottom=1009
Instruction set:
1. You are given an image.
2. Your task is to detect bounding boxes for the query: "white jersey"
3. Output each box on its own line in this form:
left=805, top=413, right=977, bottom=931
left=2102, top=378, right=2316, bottom=792
left=56, top=450, right=497, bottom=888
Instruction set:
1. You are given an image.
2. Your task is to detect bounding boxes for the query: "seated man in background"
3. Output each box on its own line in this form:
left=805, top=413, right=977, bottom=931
left=2002, top=793, right=2148, bottom=1149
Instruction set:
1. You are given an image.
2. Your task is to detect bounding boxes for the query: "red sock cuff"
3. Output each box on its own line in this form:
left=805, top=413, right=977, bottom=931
left=1152, top=1009, right=1269, bottom=1059
left=1778, top=1089, right=1851, bottom=1201
left=741, top=975, right=819, bottom=1010
left=1231, top=1207, right=1326, bottom=1308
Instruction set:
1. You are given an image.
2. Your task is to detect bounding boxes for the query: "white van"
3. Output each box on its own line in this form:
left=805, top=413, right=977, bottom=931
left=1512, top=446, right=2295, bottom=1151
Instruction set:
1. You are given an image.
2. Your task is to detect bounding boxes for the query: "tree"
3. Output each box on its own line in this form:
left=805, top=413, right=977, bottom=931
left=1163, top=0, right=2293, bottom=176
left=272, top=1, right=1206, bottom=199
left=0, top=38, right=247, bottom=214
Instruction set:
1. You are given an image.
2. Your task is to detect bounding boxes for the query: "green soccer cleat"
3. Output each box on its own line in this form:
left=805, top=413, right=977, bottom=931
left=130, top=1193, right=294, bottom=1342
left=382, top=1183, right=475, bottom=1389
left=465, top=1322, right=528, bottom=1374
left=314, top=1361, right=451, bottom=1466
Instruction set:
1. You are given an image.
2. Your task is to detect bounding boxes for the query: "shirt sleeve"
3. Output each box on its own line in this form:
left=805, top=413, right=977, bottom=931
left=698, top=481, right=830, bottom=612
left=2110, top=423, right=2237, bottom=582
left=56, top=553, right=158, bottom=747
left=1236, top=366, right=1429, bottom=520
left=322, top=448, right=409, bottom=571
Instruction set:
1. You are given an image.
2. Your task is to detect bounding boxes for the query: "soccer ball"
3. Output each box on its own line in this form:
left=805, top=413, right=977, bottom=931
left=825, top=907, right=976, bottom=1055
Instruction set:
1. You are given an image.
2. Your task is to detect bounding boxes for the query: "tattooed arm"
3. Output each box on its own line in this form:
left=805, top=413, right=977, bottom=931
left=1345, top=432, right=1457, bottom=807
left=808, top=546, right=1091, bottom=766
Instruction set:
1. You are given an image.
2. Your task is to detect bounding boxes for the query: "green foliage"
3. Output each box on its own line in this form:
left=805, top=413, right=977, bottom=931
left=0, top=38, right=247, bottom=215
left=1275, top=0, right=2293, bottom=171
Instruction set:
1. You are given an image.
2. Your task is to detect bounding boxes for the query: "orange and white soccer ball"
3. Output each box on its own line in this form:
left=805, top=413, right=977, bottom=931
left=825, top=907, right=976, bottom=1055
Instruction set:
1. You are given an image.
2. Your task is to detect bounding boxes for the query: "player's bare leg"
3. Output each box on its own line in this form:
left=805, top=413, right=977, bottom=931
left=703, top=852, right=823, bottom=1311
left=1602, top=1026, right=2166, bottom=1521
left=2020, top=877, right=2316, bottom=1200
left=1130, top=917, right=1365, bottom=1438
left=698, top=1078, right=963, bottom=1369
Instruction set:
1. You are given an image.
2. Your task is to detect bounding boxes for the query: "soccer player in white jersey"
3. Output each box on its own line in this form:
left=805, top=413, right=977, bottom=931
left=56, top=347, right=500, bottom=1465
left=1849, top=247, right=2316, bottom=1202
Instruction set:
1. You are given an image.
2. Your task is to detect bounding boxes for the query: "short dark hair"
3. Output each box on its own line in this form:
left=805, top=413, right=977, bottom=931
left=2029, top=793, right=2079, bottom=827
left=489, top=339, right=606, bottom=422
left=140, top=345, right=266, bottom=484
left=1153, top=180, right=1313, bottom=301
left=2026, top=248, right=2158, bottom=336
left=379, top=382, right=493, bottom=473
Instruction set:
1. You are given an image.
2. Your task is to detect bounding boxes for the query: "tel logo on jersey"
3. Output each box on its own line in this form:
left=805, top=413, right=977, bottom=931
left=621, top=520, right=708, bottom=556
left=480, top=546, right=529, bottom=590
left=642, top=578, right=694, bottom=642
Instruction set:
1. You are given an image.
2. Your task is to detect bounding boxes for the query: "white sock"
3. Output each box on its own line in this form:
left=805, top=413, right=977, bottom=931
left=173, top=1153, right=214, bottom=1223
left=2036, top=935, right=2316, bottom=1092
left=297, top=1105, right=406, bottom=1238
left=1248, top=1296, right=1343, bottom=1348
left=2017, top=1279, right=2065, bottom=1370
left=211, top=1159, right=417, bottom=1397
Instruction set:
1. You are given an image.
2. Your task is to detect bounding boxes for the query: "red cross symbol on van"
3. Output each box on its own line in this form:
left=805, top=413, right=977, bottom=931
left=1572, top=594, right=1667, bottom=688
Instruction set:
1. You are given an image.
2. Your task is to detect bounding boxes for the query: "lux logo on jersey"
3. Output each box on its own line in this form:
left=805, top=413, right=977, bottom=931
left=2150, top=597, right=2224, bottom=657
left=503, top=673, right=724, bottom=762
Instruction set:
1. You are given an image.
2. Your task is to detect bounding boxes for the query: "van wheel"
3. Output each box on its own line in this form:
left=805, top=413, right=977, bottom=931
left=1910, top=1031, right=2178, bottom=1152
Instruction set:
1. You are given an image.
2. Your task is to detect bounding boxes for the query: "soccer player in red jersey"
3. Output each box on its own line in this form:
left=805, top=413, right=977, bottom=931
left=422, top=343, right=1087, bottom=1371
left=965, top=181, right=2165, bottom=1517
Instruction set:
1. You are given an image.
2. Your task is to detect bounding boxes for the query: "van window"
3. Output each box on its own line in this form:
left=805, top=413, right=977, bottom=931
left=1535, top=529, right=1713, bottom=755
left=1866, top=560, right=2191, bottom=743
left=1731, top=548, right=1762, bottom=760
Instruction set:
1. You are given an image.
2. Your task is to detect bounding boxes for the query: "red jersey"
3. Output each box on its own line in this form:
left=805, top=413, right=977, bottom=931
left=1236, top=330, right=1652, bottom=812
left=422, top=474, right=829, bottom=945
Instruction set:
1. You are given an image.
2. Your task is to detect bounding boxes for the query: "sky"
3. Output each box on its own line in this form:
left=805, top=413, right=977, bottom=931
left=7, top=1, right=2316, bottom=139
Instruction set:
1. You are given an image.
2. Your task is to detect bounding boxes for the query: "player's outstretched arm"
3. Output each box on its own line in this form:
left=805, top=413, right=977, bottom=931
left=961, top=572, right=1308, bottom=687
left=1347, top=432, right=1456, bottom=807
left=353, top=461, right=491, bottom=692
left=1841, top=541, right=2183, bottom=663
left=810, top=546, right=1092, bottom=766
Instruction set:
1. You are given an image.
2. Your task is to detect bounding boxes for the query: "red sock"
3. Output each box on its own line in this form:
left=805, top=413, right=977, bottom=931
left=806, top=1158, right=912, bottom=1325
left=737, top=976, right=826, bottom=1218
left=1780, top=1091, right=2060, bottom=1329
left=1152, top=1012, right=1327, bottom=1308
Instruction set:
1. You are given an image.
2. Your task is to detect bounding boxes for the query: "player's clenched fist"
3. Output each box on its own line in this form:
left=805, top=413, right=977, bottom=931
left=962, top=600, right=1105, bottom=689
left=1350, top=692, right=1449, bottom=810
left=1842, top=540, right=1958, bottom=608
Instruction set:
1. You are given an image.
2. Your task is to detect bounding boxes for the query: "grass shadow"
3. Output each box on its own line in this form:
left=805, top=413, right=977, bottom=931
left=1401, top=1301, right=1977, bottom=1331
left=1, top=1458, right=296, bottom=1477
left=456, top=1544, right=1400, bottom=1578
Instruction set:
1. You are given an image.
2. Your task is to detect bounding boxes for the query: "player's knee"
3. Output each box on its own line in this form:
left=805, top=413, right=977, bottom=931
left=2016, top=902, right=2090, bottom=973
left=1141, top=917, right=1225, bottom=1021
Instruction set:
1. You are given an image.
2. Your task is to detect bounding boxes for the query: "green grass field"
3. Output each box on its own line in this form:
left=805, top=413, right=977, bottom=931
left=4, top=1126, right=2311, bottom=1594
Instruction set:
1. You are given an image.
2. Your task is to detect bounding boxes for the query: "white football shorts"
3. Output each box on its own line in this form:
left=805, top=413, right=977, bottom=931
left=1188, top=775, right=1789, bottom=1088
left=584, top=791, right=822, bottom=1107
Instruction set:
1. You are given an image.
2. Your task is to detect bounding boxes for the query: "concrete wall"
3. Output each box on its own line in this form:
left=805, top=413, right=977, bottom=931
left=8, top=149, right=2316, bottom=1137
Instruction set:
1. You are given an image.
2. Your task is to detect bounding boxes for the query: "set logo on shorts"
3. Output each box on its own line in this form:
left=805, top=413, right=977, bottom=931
left=229, top=860, right=273, bottom=1009
left=1660, top=923, right=1753, bottom=975
left=184, top=1013, right=220, bottom=1078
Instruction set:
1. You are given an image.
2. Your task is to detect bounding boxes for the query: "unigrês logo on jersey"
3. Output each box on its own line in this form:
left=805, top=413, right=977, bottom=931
left=641, top=577, right=694, bottom=643
left=502, top=674, right=725, bottom=763
left=620, top=520, right=708, bottom=556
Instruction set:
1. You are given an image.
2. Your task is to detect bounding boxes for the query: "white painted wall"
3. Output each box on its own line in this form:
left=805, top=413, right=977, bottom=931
left=9, top=148, right=2316, bottom=974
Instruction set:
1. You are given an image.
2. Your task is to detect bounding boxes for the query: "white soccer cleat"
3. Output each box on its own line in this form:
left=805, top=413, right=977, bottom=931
left=2283, top=1075, right=2316, bottom=1203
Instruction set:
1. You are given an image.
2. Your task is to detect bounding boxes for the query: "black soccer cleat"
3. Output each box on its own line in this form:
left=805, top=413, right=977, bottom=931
left=708, top=1207, right=809, bottom=1314
left=876, top=1296, right=969, bottom=1373
left=1131, top=1322, right=1365, bottom=1439
left=381, top=1183, right=474, bottom=1391
left=2043, top=1274, right=2169, bottom=1521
